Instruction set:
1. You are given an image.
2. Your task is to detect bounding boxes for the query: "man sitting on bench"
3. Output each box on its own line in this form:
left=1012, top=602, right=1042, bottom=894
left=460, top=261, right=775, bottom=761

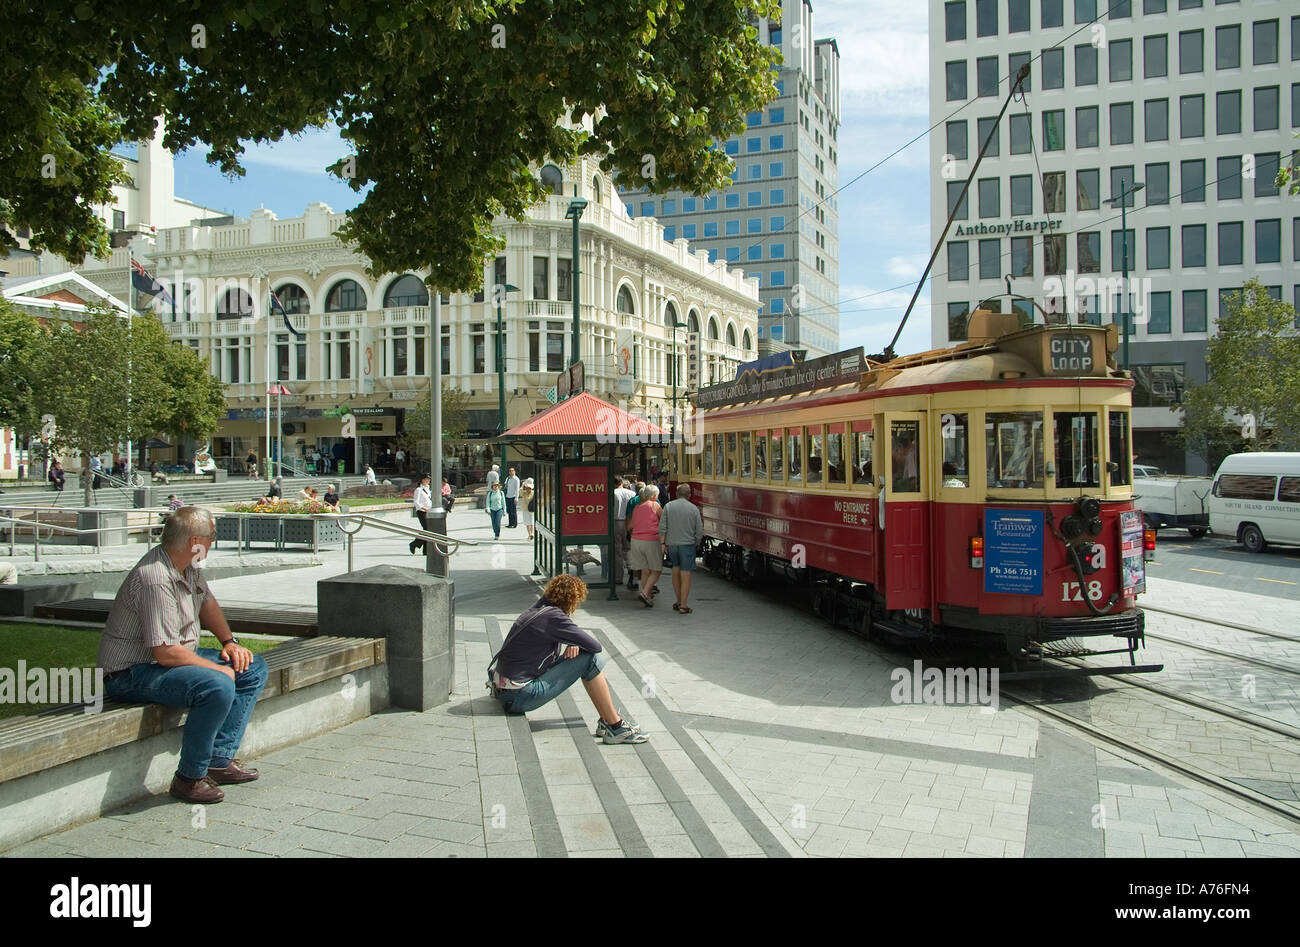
left=97, top=506, right=269, bottom=804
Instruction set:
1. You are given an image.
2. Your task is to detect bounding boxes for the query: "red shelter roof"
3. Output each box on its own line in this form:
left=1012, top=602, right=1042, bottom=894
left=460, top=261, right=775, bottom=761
left=501, top=391, right=670, bottom=442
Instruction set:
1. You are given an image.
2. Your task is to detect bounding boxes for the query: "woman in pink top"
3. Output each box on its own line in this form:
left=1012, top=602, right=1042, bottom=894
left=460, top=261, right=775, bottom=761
left=626, top=485, right=663, bottom=607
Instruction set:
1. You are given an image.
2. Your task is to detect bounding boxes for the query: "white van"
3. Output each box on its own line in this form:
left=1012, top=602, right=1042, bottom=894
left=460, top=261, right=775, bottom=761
left=1208, top=452, right=1300, bottom=553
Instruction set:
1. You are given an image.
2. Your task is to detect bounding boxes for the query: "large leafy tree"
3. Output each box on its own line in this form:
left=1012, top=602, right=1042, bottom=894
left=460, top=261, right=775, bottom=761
left=0, top=298, right=50, bottom=457
left=399, top=385, right=471, bottom=463
left=1178, top=280, right=1300, bottom=464
left=2, top=1, right=780, bottom=288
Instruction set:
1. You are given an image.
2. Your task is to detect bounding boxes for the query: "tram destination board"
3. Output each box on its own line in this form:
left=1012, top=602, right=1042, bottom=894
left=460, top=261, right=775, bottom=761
left=696, top=348, right=866, bottom=409
left=983, top=509, right=1045, bottom=595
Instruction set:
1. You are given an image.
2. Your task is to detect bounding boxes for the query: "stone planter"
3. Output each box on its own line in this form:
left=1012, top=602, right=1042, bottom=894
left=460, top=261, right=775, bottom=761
left=282, top=517, right=343, bottom=547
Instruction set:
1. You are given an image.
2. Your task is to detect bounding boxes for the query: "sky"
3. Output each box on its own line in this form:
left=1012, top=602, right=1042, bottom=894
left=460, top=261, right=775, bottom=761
left=170, top=1, right=936, bottom=357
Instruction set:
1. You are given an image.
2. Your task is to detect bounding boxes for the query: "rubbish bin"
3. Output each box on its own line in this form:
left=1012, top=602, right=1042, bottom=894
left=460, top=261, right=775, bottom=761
left=337, top=461, right=346, bottom=475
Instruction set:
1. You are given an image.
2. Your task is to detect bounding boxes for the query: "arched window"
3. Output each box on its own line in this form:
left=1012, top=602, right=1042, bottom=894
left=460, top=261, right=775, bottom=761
left=217, top=288, right=254, bottom=320
left=616, top=285, right=636, bottom=315
left=592, top=174, right=603, bottom=205
left=687, top=309, right=701, bottom=335
left=540, top=164, right=564, bottom=195
left=707, top=317, right=720, bottom=341
left=726, top=324, right=737, bottom=347
left=274, top=283, right=310, bottom=315
left=383, top=274, right=429, bottom=308
left=325, top=279, right=366, bottom=312
left=742, top=329, right=753, bottom=351
left=664, top=301, right=679, bottom=328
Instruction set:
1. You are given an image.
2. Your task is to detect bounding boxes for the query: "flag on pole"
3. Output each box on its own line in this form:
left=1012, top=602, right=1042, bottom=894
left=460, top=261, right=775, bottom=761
left=270, top=291, right=305, bottom=338
left=266, top=384, right=291, bottom=396
left=130, top=259, right=174, bottom=310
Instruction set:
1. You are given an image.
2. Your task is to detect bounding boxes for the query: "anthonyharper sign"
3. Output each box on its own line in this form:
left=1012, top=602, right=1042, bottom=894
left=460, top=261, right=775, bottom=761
left=696, top=348, right=866, bottom=410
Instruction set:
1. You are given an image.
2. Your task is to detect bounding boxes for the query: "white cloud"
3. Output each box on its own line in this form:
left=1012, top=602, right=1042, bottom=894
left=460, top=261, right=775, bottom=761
left=813, top=2, right=929, bottom=119
left=885, top=253, right=930, bottom=281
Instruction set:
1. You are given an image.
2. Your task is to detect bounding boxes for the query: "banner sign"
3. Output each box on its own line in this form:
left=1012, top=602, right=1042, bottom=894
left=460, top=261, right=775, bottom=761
left=1119, top=510, right=1146, bottom=595
left=696, top=348, right=865, bottom=410
left=560, top=464, right=608, bottom=537
left=686, top=332, right=700, bottom=392
left=359, top=326, right=375, bottom=395
left=615, top=330, right=635, bottom=395
left=983, top=509, right=1045, bottom=596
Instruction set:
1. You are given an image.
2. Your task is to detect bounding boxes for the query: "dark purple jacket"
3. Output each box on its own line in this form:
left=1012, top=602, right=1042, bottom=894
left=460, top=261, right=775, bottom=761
left=493, top=597, right=602, bottom=683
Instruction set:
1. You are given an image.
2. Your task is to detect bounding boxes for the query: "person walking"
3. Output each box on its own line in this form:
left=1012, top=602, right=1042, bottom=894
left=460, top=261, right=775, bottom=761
left=485, top=481, right=506, bottom=540
left=659, top=484, right=705, bottom=614
left=410, top=474, right=433, bottom=555
left=626, top=485, right=663, bottom=606
left=441, top=477, right=454, bottom=513
left=622, top=480, right=647, bottom=588
left=90, top=455, right=103, bottom=491
left=485, top=463, right=500, bottom=490
left=519, top=477, right=536, bottom=539
left=487, top=575, right=647, bottom=744
left=612, top=478, right=634, bottom=588
left=363, top=464, right=377, bottom=485
left=395, top=447, right=406, bottom=472
left=504, top=467, right=521, bottom=528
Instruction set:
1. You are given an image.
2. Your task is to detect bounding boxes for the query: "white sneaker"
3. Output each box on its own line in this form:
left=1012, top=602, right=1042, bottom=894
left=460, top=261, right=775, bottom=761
left=601, top=720, right=649, bottom=744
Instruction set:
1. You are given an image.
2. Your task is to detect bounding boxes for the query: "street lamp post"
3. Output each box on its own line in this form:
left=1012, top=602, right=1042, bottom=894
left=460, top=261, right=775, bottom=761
left=565, top=196, right=588, bottom=381
left=496, top=283, right=519, bottom=469
left=670, top=320, right=687, bottom=442
left=1105, top=179, right=1145, bottom=371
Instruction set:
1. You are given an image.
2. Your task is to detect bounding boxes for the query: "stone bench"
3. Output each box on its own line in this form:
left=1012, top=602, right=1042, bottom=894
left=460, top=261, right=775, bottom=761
left=0, top=579, right=96, bottom=618
left=0, top=635, right=388, bottom=852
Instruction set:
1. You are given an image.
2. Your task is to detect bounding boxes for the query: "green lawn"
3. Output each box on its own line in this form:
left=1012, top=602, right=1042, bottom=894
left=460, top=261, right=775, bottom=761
left=0, top=622, right=282, bottom=720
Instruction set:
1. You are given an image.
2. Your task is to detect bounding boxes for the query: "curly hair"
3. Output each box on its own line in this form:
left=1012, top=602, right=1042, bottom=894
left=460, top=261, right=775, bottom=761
left=543, top=574, right=589, bottom=615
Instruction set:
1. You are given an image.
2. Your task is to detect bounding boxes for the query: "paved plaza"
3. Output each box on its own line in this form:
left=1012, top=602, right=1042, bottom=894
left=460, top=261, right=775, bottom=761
left=5, top=510, right=1300, bottom=858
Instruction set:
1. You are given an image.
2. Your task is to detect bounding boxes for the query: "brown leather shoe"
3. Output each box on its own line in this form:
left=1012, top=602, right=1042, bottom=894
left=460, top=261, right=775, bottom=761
left=170, top=773, right=225, bottom=804
left=207, top=759, right=260, bottom=785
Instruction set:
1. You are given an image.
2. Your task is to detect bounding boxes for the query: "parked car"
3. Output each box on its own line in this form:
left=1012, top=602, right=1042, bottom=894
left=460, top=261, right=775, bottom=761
left=1207, top=452, right=1300, bottom=553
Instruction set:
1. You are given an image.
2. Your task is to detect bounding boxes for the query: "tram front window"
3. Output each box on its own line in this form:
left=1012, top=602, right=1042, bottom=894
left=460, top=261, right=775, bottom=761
left=1109, top=410, right=1132, bottom=486
left=1054, top=411, right=1100, bottom=488
left=941, top=413, right=969, bottom=487
left=890, top=420, right=920, bottom=493
left=985, top=412, right=1045, bottom=489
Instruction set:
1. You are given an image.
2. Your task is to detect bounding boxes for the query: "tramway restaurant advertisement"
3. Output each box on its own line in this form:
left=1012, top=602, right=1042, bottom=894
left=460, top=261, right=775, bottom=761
left=697, top=347, right=866, bottom=410
left=983, top=509, right=1045, bottom=596
left=1119, top=510, right=1146, bottom=595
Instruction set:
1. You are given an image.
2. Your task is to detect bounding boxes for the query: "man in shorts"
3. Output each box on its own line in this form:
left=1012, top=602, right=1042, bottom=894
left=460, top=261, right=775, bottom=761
left=658, top=483, right=704, bottom=614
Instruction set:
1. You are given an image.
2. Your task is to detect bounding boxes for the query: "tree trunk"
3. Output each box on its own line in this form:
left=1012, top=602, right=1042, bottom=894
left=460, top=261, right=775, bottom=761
left=82, top=450, right=93, bottom=507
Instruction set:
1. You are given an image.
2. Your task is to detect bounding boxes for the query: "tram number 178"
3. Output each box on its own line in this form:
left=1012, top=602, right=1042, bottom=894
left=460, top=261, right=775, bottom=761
left=1061, top=580, right=1104, bottom=602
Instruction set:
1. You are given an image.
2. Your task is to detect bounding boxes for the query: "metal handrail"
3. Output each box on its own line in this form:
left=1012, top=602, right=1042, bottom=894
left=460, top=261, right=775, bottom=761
left=0, top=509, right=167, bottom=560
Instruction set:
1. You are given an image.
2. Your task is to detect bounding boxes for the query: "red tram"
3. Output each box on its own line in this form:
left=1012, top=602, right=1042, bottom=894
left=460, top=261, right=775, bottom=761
left=676, top=311, right=1158, bottom=668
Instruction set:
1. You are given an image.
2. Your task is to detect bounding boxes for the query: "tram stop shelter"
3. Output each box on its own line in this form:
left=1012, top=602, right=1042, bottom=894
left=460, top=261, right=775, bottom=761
left=498, top=391, right=671, bottom=599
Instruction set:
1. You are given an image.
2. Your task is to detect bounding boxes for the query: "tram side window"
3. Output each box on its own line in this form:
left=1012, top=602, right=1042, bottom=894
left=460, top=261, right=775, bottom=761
left=985, top=412, right=1045, bottom=488
left=1215, top=474, right=1277, bottom=500
left=827, top=427, right=846, bottom=484
left=787, top=430, right=803, bottom=481
left=770, top=430, right=784, bottom=480
left=755, top=433, right=768, bottom=479
left=807, top=427, right=824, bottom=483
left=725, top=432, right=737, bottom=477
left=1108, top=410, right=1131, bottom=486
left=703, top=434, right=714, bottom=478
left=1054, top=411, right=1100, bottom=488
left=890, top=420, right=921, bottom=493
left=853, top=427, right=875, bottom=487
left=740, top=432, right=752, bottom=478
left=941, top=413, right=969, bottom=487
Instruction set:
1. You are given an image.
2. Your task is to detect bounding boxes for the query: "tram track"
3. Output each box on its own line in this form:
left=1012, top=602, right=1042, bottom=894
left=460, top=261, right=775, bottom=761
left=1142, top=603, right=1300, bottom=644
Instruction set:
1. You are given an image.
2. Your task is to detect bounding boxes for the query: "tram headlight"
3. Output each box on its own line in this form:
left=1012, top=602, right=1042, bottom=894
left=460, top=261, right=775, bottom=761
left=1061, top=514, right=1086, bottom=539
left=1087, top=517, right=1104, bottom=536
left=1078, top=497, right=1101, bottom=519
left=970, top=536, right=984, bottom=569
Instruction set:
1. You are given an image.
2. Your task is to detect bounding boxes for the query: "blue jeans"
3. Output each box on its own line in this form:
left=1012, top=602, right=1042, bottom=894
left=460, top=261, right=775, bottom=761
left=495, top=650, right=608, bottom=715
left=105, top=648, right=269, bottom=779
left=489, top=508, right=503, bottom=538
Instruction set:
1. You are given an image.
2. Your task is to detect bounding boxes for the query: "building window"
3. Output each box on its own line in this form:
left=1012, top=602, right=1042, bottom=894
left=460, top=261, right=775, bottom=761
left=1010, top=114, right=1032, bottom=153
left=1078, top=232, right=1101, bottom=273
left=948, top=302, right=971, bottom=341
left=1182, top=290, right=1207, bottom=333
left=1146, top=227, right=1171, bottom=269
left=275, top=283, right=310, bottom=315
left=770, top=215, right=786, bottom=232
left=1255, top=152, right=1281, bottom=197
left=1181, top=225, right=1207, bottom=267
left=1042, top=47, right=1065, bottom=88
left=1075, top=44, right=1098, bottom=85
left=948, top=241, right=970, bottom=281
left=1110, top=39, right=1133, bottom=81
left=1074, top=0, right=1096, bottom=24
left=1144, top=98, right=1169, bottom=141
left=663, top=226, right=676, bottom=242
left=540, top=164, right=564, bottom=194
left=1011, top=236, right=1033, bottom=276
left=725, top=220, right=740, bottom=236
left=977, top=116, right=1000, bottom=156
left=725, top=193, right=740, bottom=209
left=1011, top=174, right=1034, bottom=214
left=682, top=197, right=697, bottom=212
left=1217, top=90, right=1242, bottom=134
left=383, top=274, right=428, bottom=309
left=556, top=258, right=572, bottom=301
left=1075, top=106, right=1099, bottom=147
left=1077, top=169, right=1100, bottom=210
left=770, top=243, right=786, bottom=259
left=1110, top=103, right=1135, bottom=144
left=947, top=181, right=970, bottom=219
left=747, top=245, right=762, bottom=262
left=979, top=239, right=1001, bottom=279
left=1254, top=86, right=1280, bottom=131
left=746, top=191, right=762, bottom=207
left=768, top=134, right=784, bottom=150
left=1111, top=229, right=1136, bottom=271
left=532, top=257, right=549, bottom=300
left=1044, top=233, right=1067, bottom=274
left=1180, top=160, right=1206, bottom=203
left=1256, top=219, right=1282, bottom=264
left=979, top=178, right=1001, bottom=218
left=747, top=218, right=761, bottom=234
left=1217, top=156, right=1243, bottom=199
left=1179, top=29, right=1204, bottom=73
left=976, top=0, right=998, bottom=36
left=325, top=279, right=366, bottom=312
left=1144, top=34, right=1168, bottom=78
left=1009, top=51, right=1032, bottom=90
left=946, top=61, right=967, bottom=100
left=470, top=325, right=485, bottom=374
left=1216, top=24, right=1240, bottom=69
left=547, top=325, right=565, bottom=373
left=1043, top=171, right=1066, bottom=212
left=769, top=188, right=786, bottom=204
left=493, top=256, right=507, bottom=295
left=1145, top=163, right=1170, bottom=204
left=946, top=1, right=967, bottom=41
left=769, top=161, right=785, bottom=177
left=322, top=331, right=353, bottom=379
left=977, top=56, right=999, bottom=96
left=1042, top=0, right=1064, bottom=30
left=1131, top=364, right=1187, bottom=407
left=1254, top=19, right=1280, bottom=65
left=1180, top=94, right=1204, bottom=137
left=1147, top=292, right=1172, bottom=334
